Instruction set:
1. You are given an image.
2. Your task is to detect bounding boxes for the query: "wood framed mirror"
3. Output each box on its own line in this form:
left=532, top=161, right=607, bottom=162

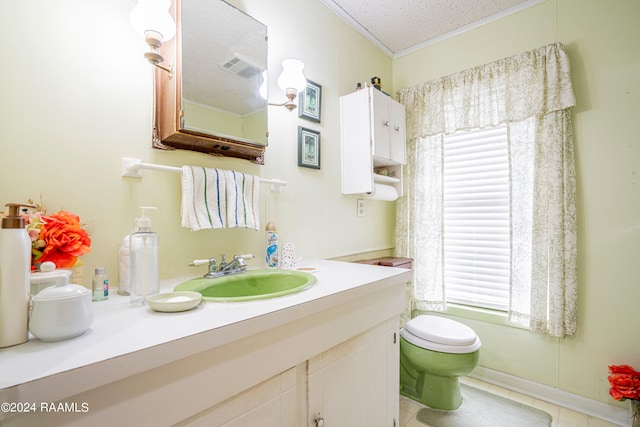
left=154, top=0, right=268, bottom=164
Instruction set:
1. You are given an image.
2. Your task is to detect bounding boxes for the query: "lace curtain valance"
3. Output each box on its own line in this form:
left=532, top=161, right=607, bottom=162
left=397, top=42, right=576, bottom=139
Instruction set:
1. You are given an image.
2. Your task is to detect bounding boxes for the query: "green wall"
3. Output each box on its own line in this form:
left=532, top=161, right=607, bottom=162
left=183, top=100, right=268, bottom=145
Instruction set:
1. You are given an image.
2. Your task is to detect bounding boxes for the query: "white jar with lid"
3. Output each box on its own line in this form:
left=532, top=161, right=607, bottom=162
left=29, top=281, right=93, bottom=341
left=30, top=261, right=73, bottom=296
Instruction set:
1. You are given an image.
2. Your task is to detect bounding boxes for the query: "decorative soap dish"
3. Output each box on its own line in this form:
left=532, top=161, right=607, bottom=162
left=147, top=291, right=202, bottom=313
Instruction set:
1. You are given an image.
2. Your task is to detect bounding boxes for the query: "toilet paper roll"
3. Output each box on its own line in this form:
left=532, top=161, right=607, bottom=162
left=364, top=183, right=398, bottom=201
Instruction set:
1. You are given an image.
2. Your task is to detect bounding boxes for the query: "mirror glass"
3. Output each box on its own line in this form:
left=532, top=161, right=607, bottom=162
left=180, top=0, right=268, bottom=146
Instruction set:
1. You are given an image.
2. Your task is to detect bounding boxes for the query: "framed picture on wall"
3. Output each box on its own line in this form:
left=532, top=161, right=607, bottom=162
left=298, top=80, right=322, bottom=123
left=298, top=126, right=321, bottom=169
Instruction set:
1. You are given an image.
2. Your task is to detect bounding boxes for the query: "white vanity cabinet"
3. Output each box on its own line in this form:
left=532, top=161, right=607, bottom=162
left=0, top=260, right=410, bottom=427
left=340, top=87, right=407, bottom=197
left=180, top=318, right=399, bottom=427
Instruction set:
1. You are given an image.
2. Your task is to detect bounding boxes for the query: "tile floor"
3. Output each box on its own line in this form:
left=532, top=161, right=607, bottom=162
left=399, top=377, right=622, bottom=427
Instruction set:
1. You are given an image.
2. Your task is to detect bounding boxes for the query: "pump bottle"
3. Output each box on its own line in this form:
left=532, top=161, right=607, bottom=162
left=0, top=203, right=35, bottom=348
left=130, top=207, right=159, bottom=304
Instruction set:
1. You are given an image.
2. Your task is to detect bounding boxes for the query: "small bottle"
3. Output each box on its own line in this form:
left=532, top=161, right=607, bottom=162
left=130, top=207, right=159, bottom=304
left=265, top=221, right=279, bottom=269
left=92, top=268, right=108, bottom=301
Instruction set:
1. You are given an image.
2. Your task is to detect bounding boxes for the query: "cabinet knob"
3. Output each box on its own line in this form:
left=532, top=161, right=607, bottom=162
left=314, top=416, right=325, bottom=427
left=394, top=125, right=400, bottom=131
left=384, top=120, right=390, bottom=127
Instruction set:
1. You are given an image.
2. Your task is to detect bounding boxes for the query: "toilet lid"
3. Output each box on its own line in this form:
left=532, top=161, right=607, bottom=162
left=405, top=315, right=478, bottom=347
left=400, top=328, right=481, bottom=353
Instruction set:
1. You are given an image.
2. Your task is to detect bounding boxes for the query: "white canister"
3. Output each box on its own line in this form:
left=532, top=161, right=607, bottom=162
left=281, top=243, right=297, bottom=269
left=29, top=284, right=93, bottom=341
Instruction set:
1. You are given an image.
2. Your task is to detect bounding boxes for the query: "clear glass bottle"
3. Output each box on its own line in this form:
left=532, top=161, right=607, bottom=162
left=92, top=267, right=108, bottom=301
left=130, top=207, right=159, bottom=304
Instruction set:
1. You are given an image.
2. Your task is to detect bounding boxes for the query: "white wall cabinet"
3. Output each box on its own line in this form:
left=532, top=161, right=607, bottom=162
left=340, top=87, right=407, bottom=197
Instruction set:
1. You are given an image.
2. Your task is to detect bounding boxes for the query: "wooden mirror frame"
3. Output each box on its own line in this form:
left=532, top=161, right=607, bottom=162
left=153, top=0, right=266, bottom=165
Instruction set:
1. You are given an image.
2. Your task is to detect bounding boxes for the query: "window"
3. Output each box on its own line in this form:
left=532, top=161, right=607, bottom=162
left=396, top=43, right=578, bottom=335
left=443, top=125, right=510, bottom=311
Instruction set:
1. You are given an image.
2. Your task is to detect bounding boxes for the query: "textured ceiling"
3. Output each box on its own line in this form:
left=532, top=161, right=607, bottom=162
left=319, top=0, right=543, bottom=56
left=182, top=0, right=267, bottom=115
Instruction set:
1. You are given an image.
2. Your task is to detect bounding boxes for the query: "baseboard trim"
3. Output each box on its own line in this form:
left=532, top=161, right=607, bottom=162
left=470, top=366, right=627, bottom=426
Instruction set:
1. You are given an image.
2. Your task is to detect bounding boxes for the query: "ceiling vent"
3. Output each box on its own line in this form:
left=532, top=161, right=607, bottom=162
left=220, top=53, right=263, bottom=79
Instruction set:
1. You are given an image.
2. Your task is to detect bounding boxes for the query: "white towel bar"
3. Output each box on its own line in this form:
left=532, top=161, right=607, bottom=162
left=121, top=157, right=287, bottom=193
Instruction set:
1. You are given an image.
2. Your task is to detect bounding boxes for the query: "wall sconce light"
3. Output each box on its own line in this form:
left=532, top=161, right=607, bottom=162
left=130, top=0, right=176, bottom=74
left=268, top=59, right=307, bottom=111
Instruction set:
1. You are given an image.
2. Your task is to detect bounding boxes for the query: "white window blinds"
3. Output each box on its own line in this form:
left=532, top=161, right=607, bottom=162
left=443, top=125, right=510, bottom=311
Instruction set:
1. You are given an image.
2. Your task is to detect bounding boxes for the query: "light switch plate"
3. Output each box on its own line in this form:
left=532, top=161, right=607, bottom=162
left=357, top=198, right=365, bottom=217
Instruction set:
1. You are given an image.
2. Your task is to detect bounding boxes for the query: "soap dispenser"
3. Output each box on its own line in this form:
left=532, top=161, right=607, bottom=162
left=130, top=207, right=159, bottom=305
left=0, top=203, right=36, bottom=348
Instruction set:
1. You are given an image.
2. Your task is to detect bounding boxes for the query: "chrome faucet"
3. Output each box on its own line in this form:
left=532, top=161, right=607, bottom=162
left=219, top=254, right=251, bottom=272
left=189, top=254, right=254, bottom=278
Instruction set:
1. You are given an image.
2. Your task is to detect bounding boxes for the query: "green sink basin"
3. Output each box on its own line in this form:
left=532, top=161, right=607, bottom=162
left=174, top=269, right=317, bottom=302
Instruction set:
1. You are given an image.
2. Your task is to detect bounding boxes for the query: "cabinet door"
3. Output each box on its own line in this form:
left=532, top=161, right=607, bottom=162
left=340, top=89, right=374, bottom=194
left=389, top=100, right=406, bottom=164
left=174, top=367, right=301, bottom=427
left=371, top=87, right=391, bottom=160
left=312, top=320, right=399, bottom=427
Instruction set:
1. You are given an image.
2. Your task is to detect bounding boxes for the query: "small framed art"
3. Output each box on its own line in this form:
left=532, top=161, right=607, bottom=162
left=298, top=126, right=321, bottom=169
left=298, top=79, right=322, bottom=123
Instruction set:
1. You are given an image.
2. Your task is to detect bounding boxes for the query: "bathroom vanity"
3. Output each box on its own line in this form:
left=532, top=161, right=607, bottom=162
left=0, top=260, right=411, bottom=426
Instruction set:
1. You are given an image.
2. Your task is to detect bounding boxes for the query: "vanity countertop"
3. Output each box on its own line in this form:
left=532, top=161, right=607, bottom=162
left=0, top=259, right=411, bottom=405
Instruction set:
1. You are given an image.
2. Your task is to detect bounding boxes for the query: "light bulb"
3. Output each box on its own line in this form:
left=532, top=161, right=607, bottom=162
left=130, top=0, right=176, bottom=42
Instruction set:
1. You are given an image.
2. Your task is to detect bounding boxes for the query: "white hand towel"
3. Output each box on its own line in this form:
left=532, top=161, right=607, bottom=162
left=224, top=170, right=260, bottom=231
left=181, top=166, right=226, bottom=231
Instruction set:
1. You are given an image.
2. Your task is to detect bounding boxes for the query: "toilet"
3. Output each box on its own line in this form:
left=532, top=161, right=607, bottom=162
left=400, top=315, right=481, bottom=410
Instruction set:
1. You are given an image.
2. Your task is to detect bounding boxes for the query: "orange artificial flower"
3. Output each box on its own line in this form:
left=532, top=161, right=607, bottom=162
left=37, top=210, right=91, bottom=268
left=608, top=365, right=640, bottom=401
left=610, top=365, right=640, bottom=376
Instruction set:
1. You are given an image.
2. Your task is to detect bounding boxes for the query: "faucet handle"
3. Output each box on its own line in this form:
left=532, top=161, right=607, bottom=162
left=189, top=258, right=218, bottom=273
left=236, top=254, right=254, bottom=260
